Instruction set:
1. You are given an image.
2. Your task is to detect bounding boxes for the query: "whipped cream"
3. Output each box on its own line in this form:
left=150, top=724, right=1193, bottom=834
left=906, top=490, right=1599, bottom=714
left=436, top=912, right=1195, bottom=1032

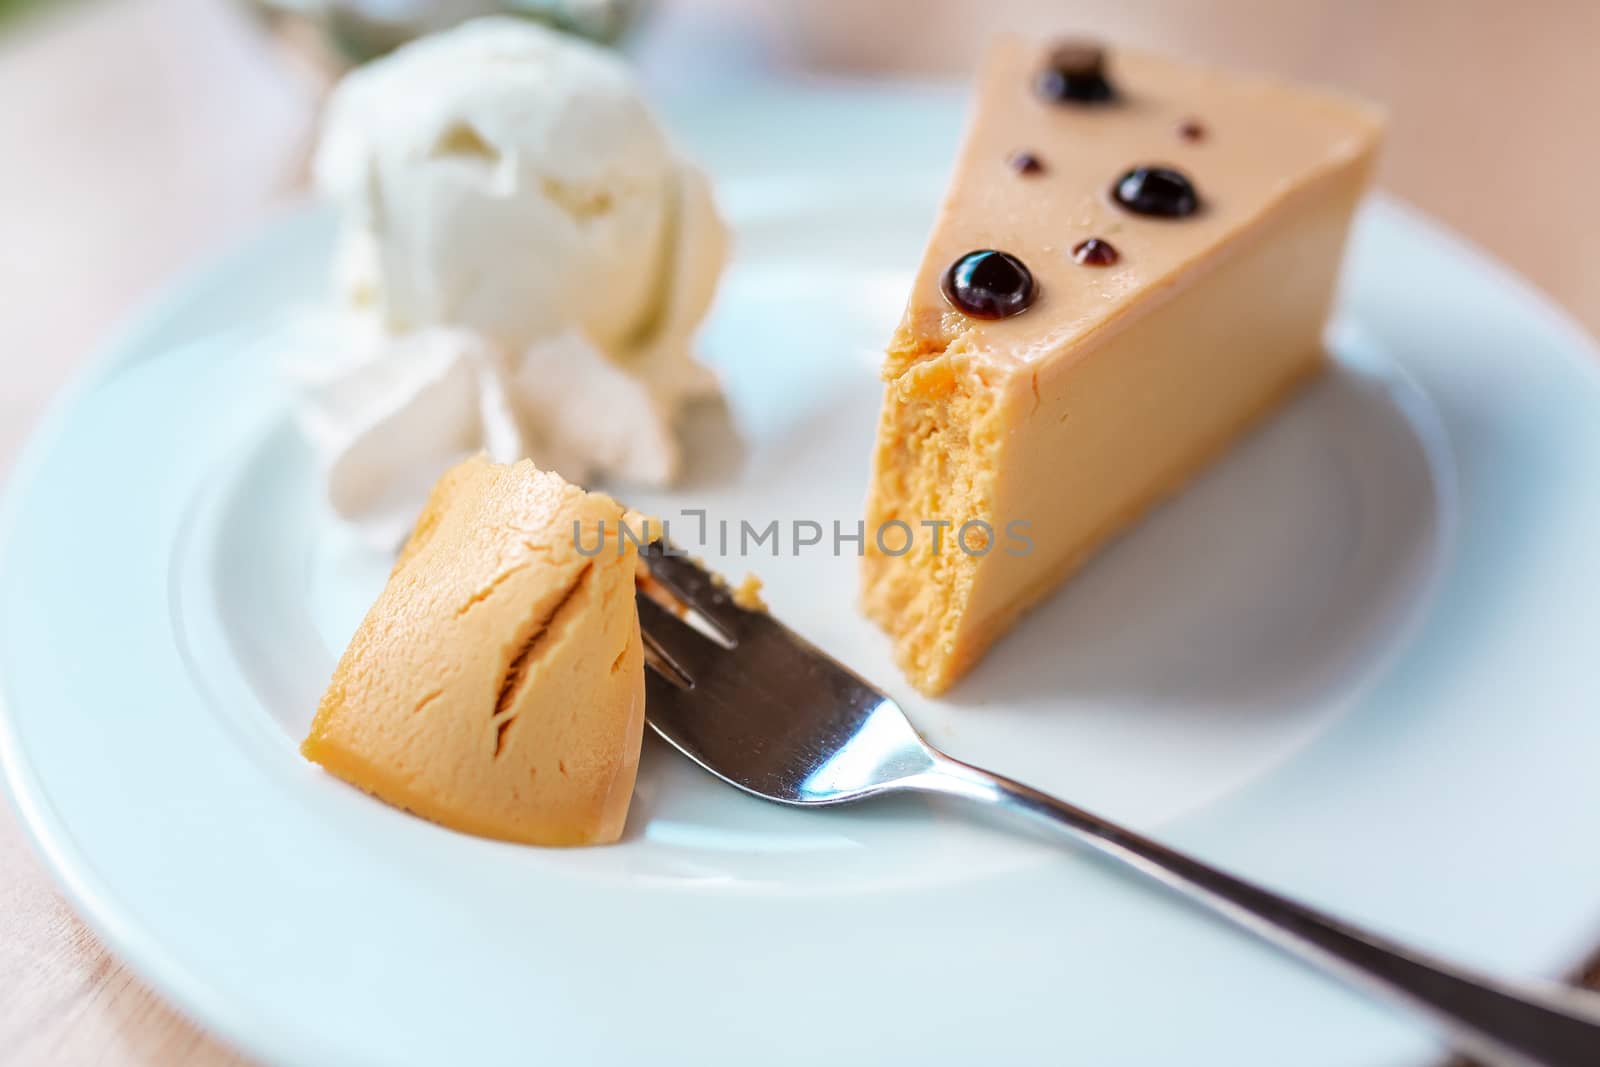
left=291, top=17, right=726, bottom=547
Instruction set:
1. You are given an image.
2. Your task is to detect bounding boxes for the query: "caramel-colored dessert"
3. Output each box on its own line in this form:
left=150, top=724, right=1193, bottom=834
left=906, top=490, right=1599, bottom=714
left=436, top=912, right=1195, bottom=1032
left=303, top=456, right=645, bottom=845
left=863, top=38, right=1383, bottom=695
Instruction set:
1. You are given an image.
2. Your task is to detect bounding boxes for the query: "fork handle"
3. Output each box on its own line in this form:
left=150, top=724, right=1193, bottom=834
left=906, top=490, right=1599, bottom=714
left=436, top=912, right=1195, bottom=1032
left=912, top=754, right=1600, bottom=1067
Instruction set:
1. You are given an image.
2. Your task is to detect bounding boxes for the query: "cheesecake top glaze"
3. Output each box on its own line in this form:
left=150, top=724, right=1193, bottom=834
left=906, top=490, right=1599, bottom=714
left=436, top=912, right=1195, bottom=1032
left=891, top=37, right=1384, bottom=377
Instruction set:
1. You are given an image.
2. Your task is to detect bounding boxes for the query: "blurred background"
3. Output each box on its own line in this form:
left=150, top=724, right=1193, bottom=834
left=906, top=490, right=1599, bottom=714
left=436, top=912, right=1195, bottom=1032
left=2, top=0, right=1597, bottom=478
left=0, top=0, right=1596, bottom=1061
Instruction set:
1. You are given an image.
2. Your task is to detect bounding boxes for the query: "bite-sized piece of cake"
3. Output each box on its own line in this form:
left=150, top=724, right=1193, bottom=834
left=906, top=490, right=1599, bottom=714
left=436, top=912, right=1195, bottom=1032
left=863, top=37, right=1383, bottom=695
left=302, top=455, right=645, bottom=846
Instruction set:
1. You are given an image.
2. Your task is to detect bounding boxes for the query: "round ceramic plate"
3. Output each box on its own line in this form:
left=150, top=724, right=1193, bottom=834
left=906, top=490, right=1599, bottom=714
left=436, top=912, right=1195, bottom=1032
left=5, top=88, right=1600, bottom=1067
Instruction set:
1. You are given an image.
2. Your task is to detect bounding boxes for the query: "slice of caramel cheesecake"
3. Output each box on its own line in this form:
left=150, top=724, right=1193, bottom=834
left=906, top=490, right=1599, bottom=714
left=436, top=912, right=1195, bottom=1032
left=863, top=38, right=1383, bottom=696
left=303, top=455, right=645, bottom=845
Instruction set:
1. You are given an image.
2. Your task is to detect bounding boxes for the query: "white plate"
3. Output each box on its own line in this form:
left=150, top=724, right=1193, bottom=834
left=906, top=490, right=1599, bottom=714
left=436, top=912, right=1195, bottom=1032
left=5, top=88, right=1600, bottom=1067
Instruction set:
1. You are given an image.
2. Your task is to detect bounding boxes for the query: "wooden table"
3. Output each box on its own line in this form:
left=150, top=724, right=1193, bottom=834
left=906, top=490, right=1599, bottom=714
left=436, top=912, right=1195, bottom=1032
left=1, top=0, right=1596, bottom=1062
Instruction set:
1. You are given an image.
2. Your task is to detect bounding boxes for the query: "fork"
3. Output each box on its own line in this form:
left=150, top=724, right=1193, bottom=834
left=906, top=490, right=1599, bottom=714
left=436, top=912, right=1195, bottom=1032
left=635, top=542, right=1600, bottom=1067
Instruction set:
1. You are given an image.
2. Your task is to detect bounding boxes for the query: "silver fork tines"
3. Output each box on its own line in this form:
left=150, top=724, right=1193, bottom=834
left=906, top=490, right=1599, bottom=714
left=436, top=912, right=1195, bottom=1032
left=638, top=541, right=741, bottom=645
left=636, top=544, right=1600, bottom=1067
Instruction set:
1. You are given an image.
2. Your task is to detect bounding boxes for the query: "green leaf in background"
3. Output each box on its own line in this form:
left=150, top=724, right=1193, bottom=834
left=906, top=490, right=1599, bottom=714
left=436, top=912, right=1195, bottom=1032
left=290, top=0, right=644, bottom=64
left=0, top=0, right=44, bottom=30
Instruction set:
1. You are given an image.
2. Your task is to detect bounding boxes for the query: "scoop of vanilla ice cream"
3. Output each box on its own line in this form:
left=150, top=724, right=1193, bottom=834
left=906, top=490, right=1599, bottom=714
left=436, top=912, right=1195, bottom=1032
left=296, top=18, right=727, bottom=545
left=315, top=17, right=684, bottom=352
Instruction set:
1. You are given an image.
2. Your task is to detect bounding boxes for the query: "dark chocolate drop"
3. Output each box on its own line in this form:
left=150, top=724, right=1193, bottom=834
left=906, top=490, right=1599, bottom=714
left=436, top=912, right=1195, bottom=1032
left=940, top=250, right=1037, bottom=319
left=1072, top=238, right=1120, bottom=266
left=1036, top=41, right=1116, bottom=104
left=1112, top=165, right=1200, bottom=218
left=1008, top=151, right=1045, bottom=175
